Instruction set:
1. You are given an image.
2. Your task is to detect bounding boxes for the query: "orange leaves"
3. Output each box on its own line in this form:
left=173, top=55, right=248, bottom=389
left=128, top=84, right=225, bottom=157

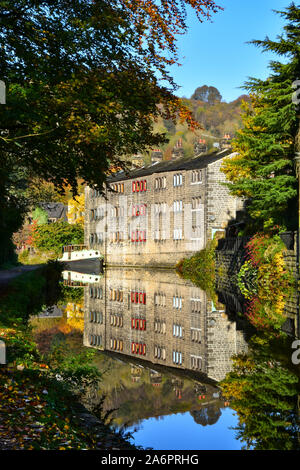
left=119, top=0, right=222, bottom=76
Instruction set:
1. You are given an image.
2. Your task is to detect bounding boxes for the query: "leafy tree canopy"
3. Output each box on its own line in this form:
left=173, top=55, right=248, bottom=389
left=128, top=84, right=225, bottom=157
left=191, top=85, right=222, bottom=104
left=33, top=220, right=84, bottom=256
left=0, top=0, right=222, bottom=194
left=220, top=333, right=300, bottom=450
left=32, top=206, right=48, bottom=226
left=221, top=3, right=300, bottom=231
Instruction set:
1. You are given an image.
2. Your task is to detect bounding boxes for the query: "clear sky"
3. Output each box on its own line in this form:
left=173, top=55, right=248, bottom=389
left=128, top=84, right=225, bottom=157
left=170, top=0, right=291, bottom=102
left=125, top=408, right=243, bottom=450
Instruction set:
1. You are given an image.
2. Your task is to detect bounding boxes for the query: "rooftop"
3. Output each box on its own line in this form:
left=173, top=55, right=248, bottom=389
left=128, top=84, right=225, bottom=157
left=107, top=148, right=233, bottom=183
left=39, top=202, right=67, bottom=220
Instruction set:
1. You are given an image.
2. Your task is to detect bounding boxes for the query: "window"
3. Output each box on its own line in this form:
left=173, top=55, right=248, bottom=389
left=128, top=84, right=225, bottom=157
left=110, top=338, right=124, bottom=351
left=191, top=355, right=202, bottom=370
left=173, top=324, right=184, bottom=338
left=191, top=299, right=201, bottom=313
left=154, top=346, right=166, bottom=360
left=131, top=318, right=146, bottom=330
left=110, top=314, right=123, bottom=328
left=131, top=342, right=146, bottom=356
left=131, top=291, right=146, bottom=304
left=132, top=180, right=147, bottom=192
left=154, top=176, right=166, bottom=191
left=173, top=173, right=183, bottom=186
left=173, top=200, right=183, bottom=212
left=89, top=334, right=102, bottom=347
left=191, top=328, right=201, bottom=343
left=192, top=197, right=201, bottom=210
left=154, top=319, right=166, bottom=334
left=133, top=203, right=146, bottom=216
left=109, top=289, right=123, bottom=302
left=154, top=292, right=166, bottom=307
left=191, top=170, right=202, bottom=184
left=173, top=295, right=183, bottom=309
left=173, top=229, right=183, bottom=240
left=110, top=183, right=124, bottom=193
left=172, top=351, right=183, bottom=365
left=131, top=230, right=146, bottom=243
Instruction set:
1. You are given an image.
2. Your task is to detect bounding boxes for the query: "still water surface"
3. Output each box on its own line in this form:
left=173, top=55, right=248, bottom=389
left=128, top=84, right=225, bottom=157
left=32, top=263, right=299, bottom=450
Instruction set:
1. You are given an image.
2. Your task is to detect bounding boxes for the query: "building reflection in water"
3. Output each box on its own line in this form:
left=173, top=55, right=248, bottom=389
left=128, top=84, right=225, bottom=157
left=83, top=268, right=248, bottom=382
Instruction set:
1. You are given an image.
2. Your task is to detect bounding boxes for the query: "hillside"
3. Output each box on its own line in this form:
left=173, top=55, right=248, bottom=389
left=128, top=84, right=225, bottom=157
left=141, top=86, right=249, bottom=164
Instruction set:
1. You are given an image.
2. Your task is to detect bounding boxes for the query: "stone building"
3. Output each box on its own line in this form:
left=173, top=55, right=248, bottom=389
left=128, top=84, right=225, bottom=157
left=194, top=138, right=207, bottom=155
left=83, top=268, right=248, bottom=382
left=85, top=148, right=243, bottom=267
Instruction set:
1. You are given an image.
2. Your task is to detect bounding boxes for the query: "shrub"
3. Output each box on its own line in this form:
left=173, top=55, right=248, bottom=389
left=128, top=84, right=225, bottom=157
left=177, top=238, right=218, bottom=300
left=238, top=234, right=294, bottom=331
left=33, top=221, right=84, bottom=256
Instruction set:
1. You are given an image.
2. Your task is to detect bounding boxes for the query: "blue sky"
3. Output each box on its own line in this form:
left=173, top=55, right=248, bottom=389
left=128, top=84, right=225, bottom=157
left=169, top=0, right=290, bottom=102
left=126, top=408, right=243, bottom=450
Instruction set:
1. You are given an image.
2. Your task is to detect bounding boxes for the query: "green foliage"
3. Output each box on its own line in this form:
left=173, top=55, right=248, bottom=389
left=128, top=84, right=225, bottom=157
left=0, top=159, right=28, bottom=265
left=59, top=285, right=84, bottom=304
left=177, top=239, right=218, bottom=301
left=33, top=221, right=84, bottom=256
left=0, top=269, right=46, bottom=327
left=3, top=328, right=40, bottom=365
left=236, top=260, right=258, bottom=299
left=222, top=4, right=300, bottom=231
left=241, top=234, right=294, bottom=331
left=191, top=85, right=222, bottom=104
left=220, top=333, right=300, bottom=450
left=0, top=0, right=218, bottom=194
left=47, top=343, right=102, bottom=396
left=0, top=261, right=63, bottom=327
left=149, top=91, right=247, bottom=162
left=32, top=206, right=48, bottom=225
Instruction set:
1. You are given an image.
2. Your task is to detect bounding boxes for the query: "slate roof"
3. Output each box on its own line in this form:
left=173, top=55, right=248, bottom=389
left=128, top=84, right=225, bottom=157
left=107, top=148, right=232, bottom=183
left=39, top=202, right=67, bottom=220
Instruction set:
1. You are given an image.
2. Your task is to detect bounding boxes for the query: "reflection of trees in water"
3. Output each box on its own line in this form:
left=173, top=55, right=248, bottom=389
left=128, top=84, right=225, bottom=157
left=220, top=333, right=300, bottom=450
left=190, top=405, right=222, bottom=426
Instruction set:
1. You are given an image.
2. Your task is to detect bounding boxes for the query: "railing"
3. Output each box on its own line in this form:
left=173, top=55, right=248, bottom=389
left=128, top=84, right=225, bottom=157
left=216, top=237, right=250, bottom=252
left=279, top=231, right=296, bottom=251
left=217, top=232, right=297, bottom=252
left=63, top=244, right=87, bottom=253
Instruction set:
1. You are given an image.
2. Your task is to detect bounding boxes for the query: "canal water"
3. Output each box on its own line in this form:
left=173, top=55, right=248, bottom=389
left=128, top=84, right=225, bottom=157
left=30, top=263, right=299, bottom=450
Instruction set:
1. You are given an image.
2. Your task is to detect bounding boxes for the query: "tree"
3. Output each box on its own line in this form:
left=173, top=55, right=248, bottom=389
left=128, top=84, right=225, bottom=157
left=67, top=193, right=85, bottom=226
left=33, top=221, right=84, bottom=256
left=191, top=85, right=222, bottom=104
left=221, top=4, right=300, bottom=231
left=220, top=333, right=300, bottom=450
left=25, top=178, right=65, bottom=205
left=0, top=0, right=222, bottom=264
left=0, top=0, right=222, bottom=194
left=32, top=207, right=48, bottom=226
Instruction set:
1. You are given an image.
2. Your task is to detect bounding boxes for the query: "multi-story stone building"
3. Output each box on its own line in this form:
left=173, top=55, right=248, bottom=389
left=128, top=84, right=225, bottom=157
left=83, top=268, right=248, bottom=382
left=85, top=148, right=242, bottom=267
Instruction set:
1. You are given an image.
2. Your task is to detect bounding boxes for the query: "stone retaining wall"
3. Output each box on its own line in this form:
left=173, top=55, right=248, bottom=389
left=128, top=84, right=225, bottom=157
left=215, top=235, right=299, bottom=336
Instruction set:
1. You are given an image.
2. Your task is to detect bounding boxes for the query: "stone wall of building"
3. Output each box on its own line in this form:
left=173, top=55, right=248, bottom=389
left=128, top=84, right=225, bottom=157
left=85, top=152, right=242, bottom=267
left=83, top=267, right=249, bottom=382
left=206, top=157, right=244, bottom=241
left=206, top=307, right=248, bottom=382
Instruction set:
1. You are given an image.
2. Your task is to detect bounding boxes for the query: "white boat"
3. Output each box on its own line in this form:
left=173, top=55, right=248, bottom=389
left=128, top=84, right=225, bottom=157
left=58, top=244, right=103, bottom=262
left=62, top=270, right=103, bottom=287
